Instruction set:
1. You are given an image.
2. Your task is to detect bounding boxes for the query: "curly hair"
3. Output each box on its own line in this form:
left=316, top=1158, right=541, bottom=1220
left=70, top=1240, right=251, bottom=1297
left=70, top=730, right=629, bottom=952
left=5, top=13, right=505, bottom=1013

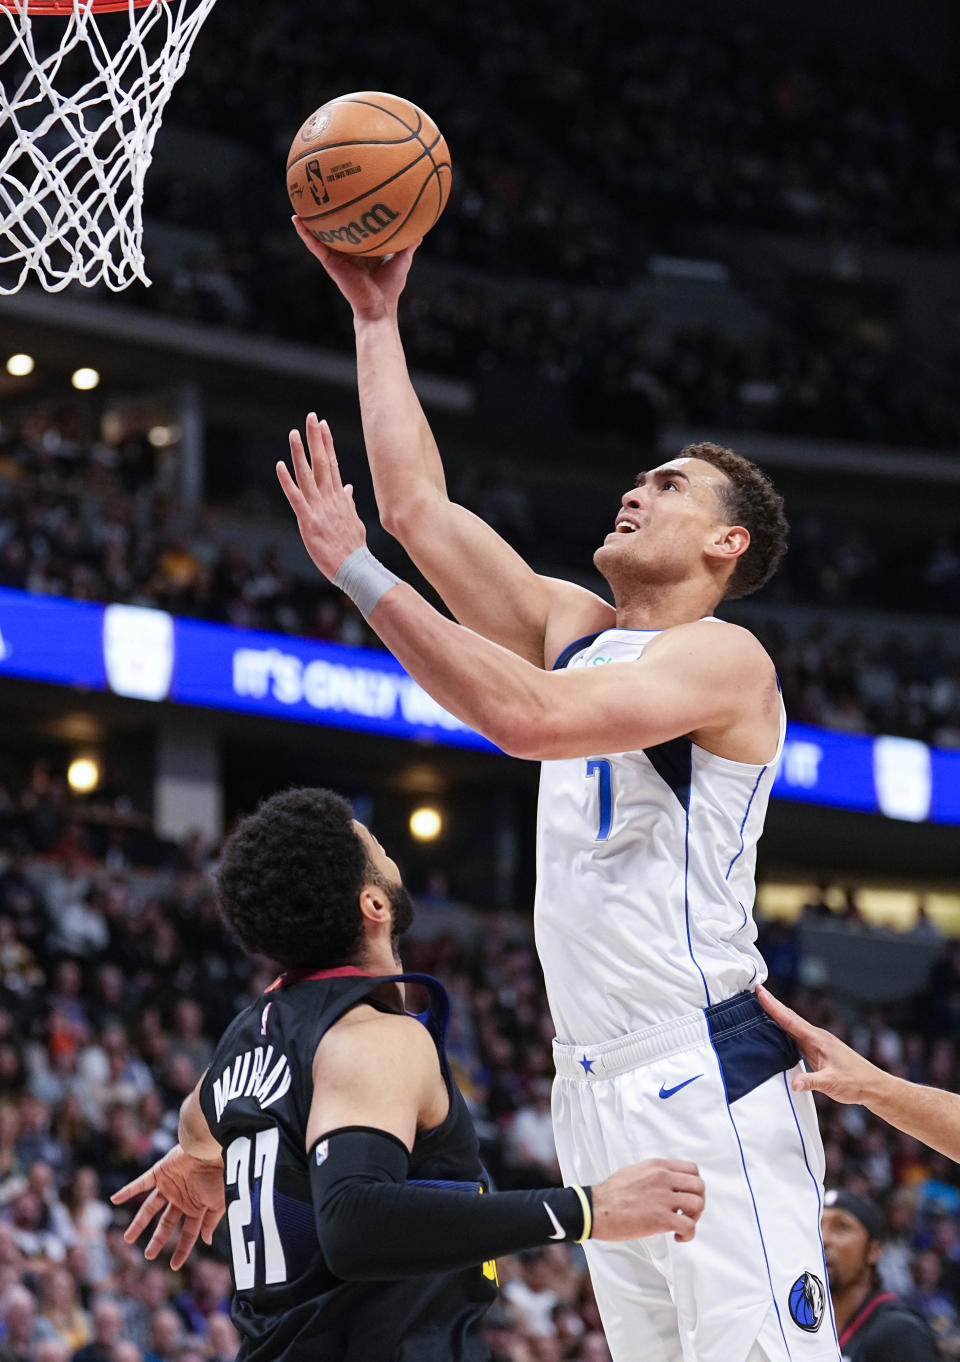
left=680, top=442, right=789, bottom=599
left=215, top=788, right=368, bottom=969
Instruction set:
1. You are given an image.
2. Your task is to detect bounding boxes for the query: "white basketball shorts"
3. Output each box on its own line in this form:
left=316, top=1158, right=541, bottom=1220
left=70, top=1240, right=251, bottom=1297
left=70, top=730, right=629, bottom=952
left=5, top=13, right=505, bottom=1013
left=552, top=992, right=841, bottom=1362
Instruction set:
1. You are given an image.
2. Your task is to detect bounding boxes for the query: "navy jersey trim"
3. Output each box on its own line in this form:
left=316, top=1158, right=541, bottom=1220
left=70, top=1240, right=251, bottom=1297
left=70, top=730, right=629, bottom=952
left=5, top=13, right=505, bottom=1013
left=643, top=735, right=692, bottom=811
left=706, top=992, right=801, bottom=1105
left=551, top=632, right=603, bottom=671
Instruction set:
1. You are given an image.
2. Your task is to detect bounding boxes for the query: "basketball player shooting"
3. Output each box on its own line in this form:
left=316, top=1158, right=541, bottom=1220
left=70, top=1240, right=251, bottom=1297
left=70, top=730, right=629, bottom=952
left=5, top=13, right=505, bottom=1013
left=113, top=790, right=705, bottom=1362
left=279, top=224, right=841, bottom=1362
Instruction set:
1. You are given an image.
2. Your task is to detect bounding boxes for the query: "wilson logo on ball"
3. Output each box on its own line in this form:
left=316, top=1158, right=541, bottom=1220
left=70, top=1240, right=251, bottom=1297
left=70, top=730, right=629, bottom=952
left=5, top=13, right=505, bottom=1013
left=312, top=203, right=400, bottom=247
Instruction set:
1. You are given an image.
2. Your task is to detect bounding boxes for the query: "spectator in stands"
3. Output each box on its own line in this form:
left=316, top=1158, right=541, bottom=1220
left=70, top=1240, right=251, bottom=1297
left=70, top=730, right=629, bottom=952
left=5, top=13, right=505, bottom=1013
left=504, top=1078, right=561, bottom=1188
left=48, top=1170, right=112, bottom=1287
left=502, top=1251, right=562, bottom=1339
left=35, top=1268, right=89, bottom=1353
left=72, top=1299, right=126, bottom=1362
left=143, top=1306, right=181, bottom=1362
left=0, top=1284, right=53, bottom=1361
left=171, top=1258, right=230, bottom=1339
left=822, top=1189, right=939, bottom=1359
left=205, top=1314, right=239, bottom=1362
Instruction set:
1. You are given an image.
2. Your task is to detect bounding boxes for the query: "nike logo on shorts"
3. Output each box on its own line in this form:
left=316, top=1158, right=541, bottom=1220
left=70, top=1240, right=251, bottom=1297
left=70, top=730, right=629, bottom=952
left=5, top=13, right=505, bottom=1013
left=658, top=1074, right=703, bottom=1099
left=544, top=1202, right=566, bottom=1240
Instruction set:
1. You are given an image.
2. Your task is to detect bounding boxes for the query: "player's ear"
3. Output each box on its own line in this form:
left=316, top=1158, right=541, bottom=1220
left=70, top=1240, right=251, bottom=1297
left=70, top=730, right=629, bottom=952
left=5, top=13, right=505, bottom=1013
left=705, top=523, right=749, bottom=564
left=358, top=883, right=391, bottom=927
left=867, top=1238, right=884, bottom=1269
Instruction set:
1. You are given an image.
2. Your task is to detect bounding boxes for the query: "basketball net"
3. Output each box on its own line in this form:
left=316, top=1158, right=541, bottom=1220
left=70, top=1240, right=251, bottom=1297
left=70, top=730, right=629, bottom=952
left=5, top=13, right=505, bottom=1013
left=0, top=0, right=219, bottom=294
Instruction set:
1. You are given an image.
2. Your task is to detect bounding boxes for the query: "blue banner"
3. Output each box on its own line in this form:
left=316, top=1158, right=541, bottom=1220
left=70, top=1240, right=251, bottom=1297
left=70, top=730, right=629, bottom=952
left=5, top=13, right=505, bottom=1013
left=0, top=586, right=956, bottom=822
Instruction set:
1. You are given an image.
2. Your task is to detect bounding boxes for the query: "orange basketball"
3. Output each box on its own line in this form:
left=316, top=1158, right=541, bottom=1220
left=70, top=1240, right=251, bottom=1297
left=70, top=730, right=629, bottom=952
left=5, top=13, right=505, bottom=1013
left=286, top=91, right=452, bottom=256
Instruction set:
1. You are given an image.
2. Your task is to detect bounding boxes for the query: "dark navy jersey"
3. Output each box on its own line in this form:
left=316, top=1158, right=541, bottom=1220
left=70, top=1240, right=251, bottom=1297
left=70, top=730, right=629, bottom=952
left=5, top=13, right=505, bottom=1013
left=838, top=1290, right=940, bottom=1362
left=199, top=966, right=496, bottom=1362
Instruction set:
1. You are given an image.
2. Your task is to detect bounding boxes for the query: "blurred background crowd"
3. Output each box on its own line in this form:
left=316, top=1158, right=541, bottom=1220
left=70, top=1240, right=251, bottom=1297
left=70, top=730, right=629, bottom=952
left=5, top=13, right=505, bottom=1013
left=0, top=400, right=957, bottom=747
left=0, top=824, right=959, bottom=1362
left=2, top=0, right=960, bottom=1356
left=128, top=3, right=960, bottom=451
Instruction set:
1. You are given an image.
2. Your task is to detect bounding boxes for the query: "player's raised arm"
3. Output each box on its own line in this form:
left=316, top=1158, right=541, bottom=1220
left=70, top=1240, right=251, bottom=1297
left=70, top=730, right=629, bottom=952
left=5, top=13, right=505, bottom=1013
left=758, top=987, right=960, bottom=1163
left=293, top=220, right=611, bottom=667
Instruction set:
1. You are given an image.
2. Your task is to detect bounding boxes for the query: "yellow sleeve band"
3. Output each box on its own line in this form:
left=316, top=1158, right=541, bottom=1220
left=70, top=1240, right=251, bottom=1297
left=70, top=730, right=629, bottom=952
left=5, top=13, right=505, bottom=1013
left=570, top=1183, right=592, bottom=1242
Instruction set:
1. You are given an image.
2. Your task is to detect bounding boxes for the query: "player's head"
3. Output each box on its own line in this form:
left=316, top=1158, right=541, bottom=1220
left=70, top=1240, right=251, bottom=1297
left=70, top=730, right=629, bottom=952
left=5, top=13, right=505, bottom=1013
left=215, top=787, right=414, bottom=969
left=594, top=442, right=788, bottom=605
left=821, top=1189, right=886, bottom=1295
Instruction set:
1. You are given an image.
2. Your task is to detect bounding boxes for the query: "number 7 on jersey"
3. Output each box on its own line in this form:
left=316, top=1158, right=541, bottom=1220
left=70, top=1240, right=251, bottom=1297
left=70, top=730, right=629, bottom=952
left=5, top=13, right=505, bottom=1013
left=586, top=759, right=613, bottom=841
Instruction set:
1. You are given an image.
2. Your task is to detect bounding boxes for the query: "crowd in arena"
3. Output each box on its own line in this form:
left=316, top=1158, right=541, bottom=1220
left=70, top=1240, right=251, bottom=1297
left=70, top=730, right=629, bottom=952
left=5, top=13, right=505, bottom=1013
left=0, top=799, right=958, bottom=1360
left=0, top=400, right=958, bottom=747
left=0, top=401, right=958, bottom=748
left=113, top=5, right=960, bottom=451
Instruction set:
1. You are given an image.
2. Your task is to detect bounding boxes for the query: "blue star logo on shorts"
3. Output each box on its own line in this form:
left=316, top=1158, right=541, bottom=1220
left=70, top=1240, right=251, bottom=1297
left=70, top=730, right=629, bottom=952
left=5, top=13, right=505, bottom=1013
left=579, top=1055, right=595, bottom=1074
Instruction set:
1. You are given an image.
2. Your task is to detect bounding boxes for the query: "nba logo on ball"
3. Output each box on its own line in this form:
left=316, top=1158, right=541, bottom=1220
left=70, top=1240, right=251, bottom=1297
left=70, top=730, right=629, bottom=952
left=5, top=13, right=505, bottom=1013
left=788, top=1271, right=825, bottom=1332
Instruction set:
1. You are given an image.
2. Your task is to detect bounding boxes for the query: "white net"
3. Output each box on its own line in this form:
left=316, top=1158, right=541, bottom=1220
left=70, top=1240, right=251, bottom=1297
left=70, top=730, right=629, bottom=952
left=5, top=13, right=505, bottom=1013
left=0, top=0, right=219, bottom=293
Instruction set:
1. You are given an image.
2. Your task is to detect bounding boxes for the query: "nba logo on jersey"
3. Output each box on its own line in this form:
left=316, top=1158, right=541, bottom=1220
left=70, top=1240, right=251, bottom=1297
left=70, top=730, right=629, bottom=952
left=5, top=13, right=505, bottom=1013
left=788, top=1271, right=825, bottom=1332
left=315, top=1140, right=329, bottom=1166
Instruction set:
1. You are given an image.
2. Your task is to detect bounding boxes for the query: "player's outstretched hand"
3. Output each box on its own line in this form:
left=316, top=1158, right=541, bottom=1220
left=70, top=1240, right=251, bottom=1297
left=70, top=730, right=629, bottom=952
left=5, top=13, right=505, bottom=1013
left=592, top=1159, right=705, bottom=1244
left=756, top=985, right=880, bottom=1105
left=111, top=1143, right=224, bottom=1271
left=277, top=414, right=367, bottom=580
left=292, top=216, right=418, bottom=322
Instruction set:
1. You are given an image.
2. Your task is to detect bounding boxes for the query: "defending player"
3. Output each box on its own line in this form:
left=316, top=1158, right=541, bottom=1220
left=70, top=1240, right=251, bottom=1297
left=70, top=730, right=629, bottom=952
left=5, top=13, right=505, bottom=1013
left=113, top=788, right=705, bottom=1362
left=279, top=224, right=841, bottom=1362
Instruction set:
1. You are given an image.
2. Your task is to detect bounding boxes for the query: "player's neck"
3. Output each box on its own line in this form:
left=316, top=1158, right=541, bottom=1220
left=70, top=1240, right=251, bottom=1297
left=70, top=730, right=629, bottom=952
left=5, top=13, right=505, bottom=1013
left=613, top=578, right=720, bottom=631
left=358, top=936, right=404, bottom=980
left=829, top=1273, right=875, bottom=1334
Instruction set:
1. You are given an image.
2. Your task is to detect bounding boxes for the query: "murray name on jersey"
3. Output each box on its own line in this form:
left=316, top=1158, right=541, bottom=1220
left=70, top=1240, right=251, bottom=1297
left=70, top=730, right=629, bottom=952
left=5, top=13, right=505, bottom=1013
left=211, top=1045, right=291, bottom=1120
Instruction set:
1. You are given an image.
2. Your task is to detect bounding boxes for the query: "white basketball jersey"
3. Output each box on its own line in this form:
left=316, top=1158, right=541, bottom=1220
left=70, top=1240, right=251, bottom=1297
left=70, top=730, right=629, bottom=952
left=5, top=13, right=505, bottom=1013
left=534, top=626, right=785, bottom=1045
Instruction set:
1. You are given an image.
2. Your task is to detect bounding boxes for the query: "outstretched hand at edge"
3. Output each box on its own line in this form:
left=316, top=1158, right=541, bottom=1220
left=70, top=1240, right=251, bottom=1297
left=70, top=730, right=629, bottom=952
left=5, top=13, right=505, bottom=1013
left=756, top=984, right=881, bottom=1105
left=292, top=217, right=420, bottom=322
left=111, top=1143, right=225, bottom=1271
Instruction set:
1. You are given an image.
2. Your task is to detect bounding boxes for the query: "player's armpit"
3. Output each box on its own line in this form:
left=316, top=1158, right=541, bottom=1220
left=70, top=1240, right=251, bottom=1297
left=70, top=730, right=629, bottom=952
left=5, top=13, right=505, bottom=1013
left=306, top=1011, right=447, bottom=1156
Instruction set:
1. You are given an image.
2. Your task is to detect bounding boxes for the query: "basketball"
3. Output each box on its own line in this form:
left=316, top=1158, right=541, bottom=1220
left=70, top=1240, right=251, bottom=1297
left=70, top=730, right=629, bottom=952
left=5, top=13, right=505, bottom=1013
left=286, top=91, right=452, bottom=256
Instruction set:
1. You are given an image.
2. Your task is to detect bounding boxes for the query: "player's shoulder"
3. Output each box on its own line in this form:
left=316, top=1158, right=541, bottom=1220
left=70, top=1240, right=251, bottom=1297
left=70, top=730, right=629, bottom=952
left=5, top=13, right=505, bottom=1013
left=313, top=1005, right=438, bottom=1082
left=647, top=617, right=775, bottom=676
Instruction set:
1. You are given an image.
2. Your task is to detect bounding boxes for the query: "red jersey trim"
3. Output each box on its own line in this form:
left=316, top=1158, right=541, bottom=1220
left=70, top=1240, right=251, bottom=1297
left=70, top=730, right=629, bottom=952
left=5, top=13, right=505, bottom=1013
left=265, top=965, right=376, bottom=992
left=838, top=1292, right=898, bottom=1348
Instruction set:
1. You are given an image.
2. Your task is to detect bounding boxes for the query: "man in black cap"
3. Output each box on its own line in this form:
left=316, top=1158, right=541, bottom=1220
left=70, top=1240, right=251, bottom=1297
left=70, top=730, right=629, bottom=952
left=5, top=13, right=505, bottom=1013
left=821, top=1188, right=939, bottom=1361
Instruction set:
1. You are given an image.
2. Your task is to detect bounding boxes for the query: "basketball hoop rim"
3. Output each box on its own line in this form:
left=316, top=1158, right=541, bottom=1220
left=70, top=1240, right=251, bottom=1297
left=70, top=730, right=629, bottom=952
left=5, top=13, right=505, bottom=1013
left=0, top=0, right=167, bottom=13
